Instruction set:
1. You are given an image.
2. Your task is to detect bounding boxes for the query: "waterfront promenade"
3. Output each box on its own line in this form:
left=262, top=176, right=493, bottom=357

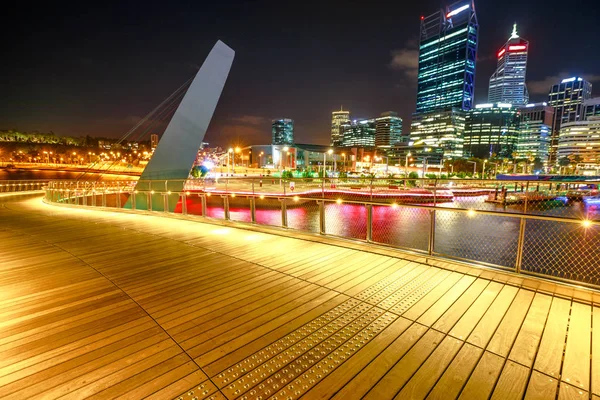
left=2, top=192, right=600, bottom=399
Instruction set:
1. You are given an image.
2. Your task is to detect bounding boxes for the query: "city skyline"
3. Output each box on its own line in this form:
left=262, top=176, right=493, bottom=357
left=2, top=0, right=600, bottom=147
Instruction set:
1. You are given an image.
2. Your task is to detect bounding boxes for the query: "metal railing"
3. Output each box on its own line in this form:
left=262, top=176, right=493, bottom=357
left=0, top=180, right=48, bottom=193
left=42, top=177, right=600, bottom=289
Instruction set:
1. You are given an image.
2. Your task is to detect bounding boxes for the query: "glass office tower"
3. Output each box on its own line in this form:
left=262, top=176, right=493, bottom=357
left=272, top=119, right=294, bottom=145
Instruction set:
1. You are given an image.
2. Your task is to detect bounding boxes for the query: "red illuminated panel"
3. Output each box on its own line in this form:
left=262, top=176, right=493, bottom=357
left=497, top=48, right=506, bottom=58
left=508, top=45, right=527, bottom=51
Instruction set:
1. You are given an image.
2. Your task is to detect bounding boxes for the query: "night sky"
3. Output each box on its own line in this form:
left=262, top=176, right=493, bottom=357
left=2, top=0, right=599, bottom=147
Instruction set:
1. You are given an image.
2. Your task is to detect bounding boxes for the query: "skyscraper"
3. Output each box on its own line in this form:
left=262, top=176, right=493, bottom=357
left=375, top=112, right=403, bottom=147
left=272, top=119, right=294, bottom=145
left=488, top=24, right=529, bottom=105
left=558, top=117, right=600, bottom=164
left=547, top=77, right=592, bottom=163
left=463, top=103, right=519, bottom=159
left=331, top=108, right=350, bottom=146
left=410, top=1, right=479, bottom=158
left=415, top=1, right=478, bottom=114
left=584, top=97, right=600, bottom=120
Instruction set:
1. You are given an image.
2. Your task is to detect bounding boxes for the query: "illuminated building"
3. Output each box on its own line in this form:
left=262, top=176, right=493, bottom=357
left=272, top=118, right=294, bottom=145
left=548, top=77, right=592, bottom=163
left=375, top=112, right=403, bottom=147
left=331, top=108, right=350, bottom=146
left=584, top=97, right=600, bottom=120
left=150, top=134, right=159, bottom=149
left=515, top=103, right=553, bottom=161
left=410, top=109, right=465, bottom=158
left=341, top=119, right=376, bottom=147
left=557, top=117, right=600, bottom=164
left=463, top=103, right=519, bottom=159
left=488, top=24, right=529, bottom=105
left=411, top=1, right=478, bottom=158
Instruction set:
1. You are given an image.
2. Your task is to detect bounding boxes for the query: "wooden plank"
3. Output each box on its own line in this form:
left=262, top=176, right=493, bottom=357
left=533, top=296, right=571, bottom=378
left=509, top=293, right=552, bottom=368
left=364, top=329, right=444, bottom=399
left=401, top=272, right=465, bottom=321
left=417, top=275, right=476, bottom=327
left=562, top=301, right=591, bottom=391
left=332, top=323, right=428, bottom=399
left=489, top=360, right=529, bottom=400
left=557, top=382, right=588, bottom=400
left=485, top=288, right=535, bottom=356
left=466, top=285, right=520, bottom=348
left=448, top=281, right=503, bottom=340
left=431, top=278, right=490, bottom=333
left=458, top=351, right=504, bottom=400
left=395, top=335, right=463, bottom=399
left=524, top=370, right=558, bottom=400
left=427, top=343, right=482, bottom=400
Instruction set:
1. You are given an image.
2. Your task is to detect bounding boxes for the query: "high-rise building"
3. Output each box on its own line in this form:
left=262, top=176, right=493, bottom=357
left=558, top=117, right=600, bottom=164
left=150, top=134, right=159, bottom=149
left=463, top=103, right=519, bottom=159
left=410, top=109, right=466, bottom=158
left=272, top=119, right=294, bottom=145
left=415, top=1, right=478, bottom=114
left=340, top=119, right=376, bottom=147
left=331, top=108, right=350, bottom=146
left=488, top=24, right=529, bottom=105
left=411, top=1, right=478, bottom=158
left=515, top=103, right=553, bottom=161
left=548, top=77, right=592, bottom=163
left=375, top=112, right=403, bottom=147
left=584, top=97, right=600, bottom=120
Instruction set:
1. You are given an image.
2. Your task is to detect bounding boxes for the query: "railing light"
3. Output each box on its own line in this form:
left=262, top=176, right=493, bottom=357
left=336, top=199, right=343, bottom=204
left=391, top=203, right=398, bottom=209
left=185, top=191, right=190, bottom=196
left=582, top=220, right=592, bottom=228
left=151, top=190, right=155, bottom=194
left=259, top=195, right=265, bottom=199
left=231, top=193, right=236, bottom=198
left=293, top=196, right=299, bottom=202
left=467, top=209, right=476, bottom=217
left=167, top=191, right=172, bottom=195
left=206, top=193, right=211, bottom=197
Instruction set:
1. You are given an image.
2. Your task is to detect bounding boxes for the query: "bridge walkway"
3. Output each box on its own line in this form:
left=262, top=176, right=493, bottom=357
left=0, top=193, right=599, bottom=399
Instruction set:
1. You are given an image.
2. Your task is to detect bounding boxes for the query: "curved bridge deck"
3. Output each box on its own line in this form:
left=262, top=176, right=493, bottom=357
left=1, top=193, right=600, bottom=399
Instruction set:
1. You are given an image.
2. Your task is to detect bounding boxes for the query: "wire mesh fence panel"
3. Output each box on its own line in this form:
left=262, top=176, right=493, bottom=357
left=521, top=220, right=600, bottom=285
left=286, top=199, right=320, bottom=233
left=254, top=197, right=285, bottom=228
left=371, top=205, right=429, bottom=252
left=324, top=201, right=367, bottom=240
left=205, top=196, right=225, bottom=219
left=229, top=197, right=252, bottom=223
left=433, top=210, right=519, bottom=269
left=182, top=194, right=204, bottom=216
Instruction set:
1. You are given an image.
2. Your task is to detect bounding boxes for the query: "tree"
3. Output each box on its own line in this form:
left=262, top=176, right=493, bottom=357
left=532, top=157, right=544, bottom=172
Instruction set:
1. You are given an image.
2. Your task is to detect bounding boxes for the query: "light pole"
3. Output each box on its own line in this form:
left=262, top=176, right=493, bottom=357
left=405, top=152, right=412, bottom=177
left=467, top=160, right=476, bottom=177
left=380, top=155, right=389, bottom=174
left=259, top=151, right=264, bottom=167
left=328, top=149, right=334, bottom=173
left=489, top=162, right=498, bottom=178
left=482, top=159, right=487, bottom=178
left=227, top=148, right=233, bottom=174
left=341, top=153, right=346, bottom=170
left=422, top=156, right=429, bottom=178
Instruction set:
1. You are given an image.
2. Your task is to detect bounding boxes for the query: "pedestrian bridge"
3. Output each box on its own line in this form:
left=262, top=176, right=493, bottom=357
left=1, top=192, right=600, bottom=399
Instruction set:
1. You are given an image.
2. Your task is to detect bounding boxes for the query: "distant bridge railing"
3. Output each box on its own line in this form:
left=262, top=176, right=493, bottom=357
left=43, top=177, right=600, bottom=290
left=0, top=180, right=48, bottom=193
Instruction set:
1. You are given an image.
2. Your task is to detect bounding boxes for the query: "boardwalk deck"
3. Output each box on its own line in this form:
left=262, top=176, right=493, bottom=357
left=0, top=193, right=599, bottom=399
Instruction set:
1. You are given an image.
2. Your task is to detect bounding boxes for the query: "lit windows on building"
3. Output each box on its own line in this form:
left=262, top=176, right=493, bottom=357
left=463, top=103, right=519, bottom=159
left=341, top=119, right=376, bottom=147
left=410, top=108, right=465, bottom=159
left=557, top=117, right=600, bottom=164
left=272, top=118, right=294, bottom=145
left=584, top=97, right=600, bottom=120
left=547, top=77, right=592, bottom=163
left=488, top=24, right=529, bottom=106
left=375, top=112, right=403, bottom=147
left=331, top=108, right=350, bottom=146
left=515, top=103, right=554, bottom=162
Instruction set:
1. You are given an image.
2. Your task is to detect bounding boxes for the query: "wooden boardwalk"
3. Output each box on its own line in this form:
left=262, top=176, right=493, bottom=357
left=1, top=193, right=600, bottom=399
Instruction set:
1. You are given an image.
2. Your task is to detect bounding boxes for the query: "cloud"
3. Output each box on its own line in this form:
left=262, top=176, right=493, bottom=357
left=389, top=48, right=419, bottom=78
left=229, top=115, right=269, bottom=125
left=528, top=73, right=600, bottom=95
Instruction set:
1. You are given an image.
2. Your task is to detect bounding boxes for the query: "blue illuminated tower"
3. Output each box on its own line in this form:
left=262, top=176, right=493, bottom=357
left=410, top=1, right=479, bottom=158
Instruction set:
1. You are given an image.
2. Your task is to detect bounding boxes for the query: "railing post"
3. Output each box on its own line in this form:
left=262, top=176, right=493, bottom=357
left=181, top=193, right=187, bottom=215
left=366, top=204, right=373, bottom=242
left=148, top=192, right=153, bottom=211
left=250, top=197, right=256, bottom=223
left=281, top=198, right=288, bottom=227
left=428, top=209, right=436, bottom=256
left=201, top=194, right=207, bottom=216
left=515, top=217, right=527, bottom=273
left=164, top=192, right=169, bottom=212
left=319, top=200, right=326, bottom=234
left=223, top=195, right=230, bottom=220
left=130, top=191, right=135, bottom=210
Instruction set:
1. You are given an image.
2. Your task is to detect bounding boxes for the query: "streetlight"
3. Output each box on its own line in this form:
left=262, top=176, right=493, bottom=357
left=489, top=162, right=498, bottom=178
left=259, top=151, right=264, bottom=167
left=405, top=152, right=412, bottom=177
left=467, top=160, right=476, bottom=177
left=227, top=148, right=233, bottom=174
left=422, top=156, right=429, bottom=178
left=341, top=153, right=346, bottom=170
left=378, top=155, right=389, bottom=174
left=482, top=159, right=487, bottom=178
